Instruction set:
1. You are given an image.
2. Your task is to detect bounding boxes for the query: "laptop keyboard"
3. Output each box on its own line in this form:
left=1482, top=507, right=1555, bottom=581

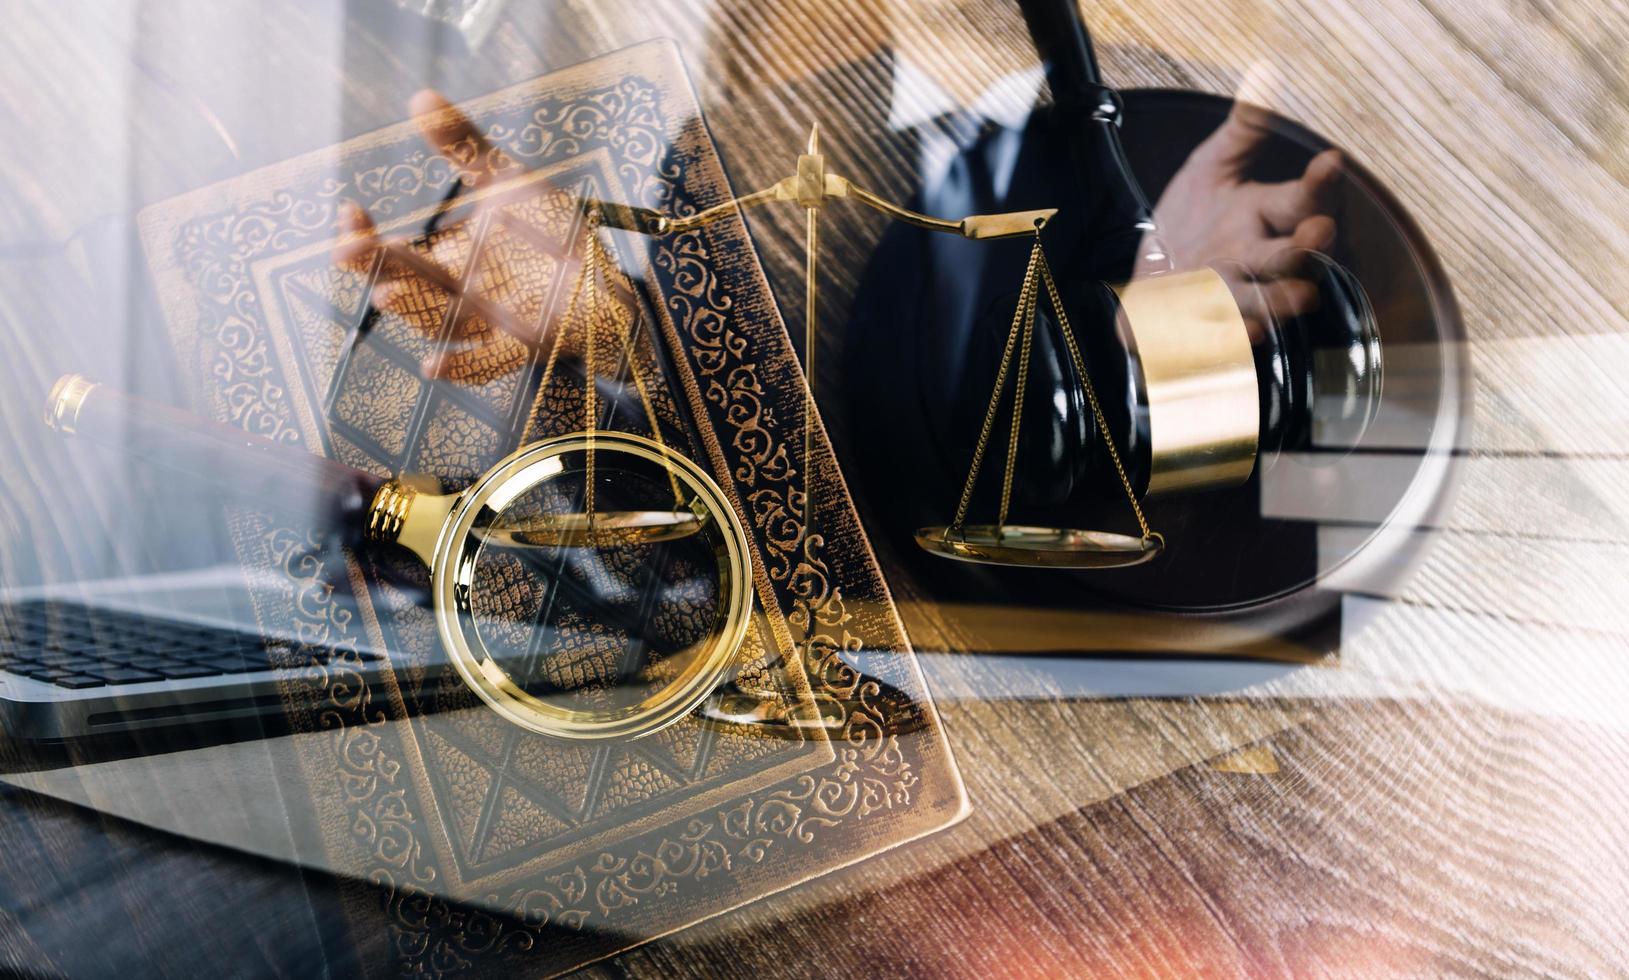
left=0, top=599, right=379, bottom=690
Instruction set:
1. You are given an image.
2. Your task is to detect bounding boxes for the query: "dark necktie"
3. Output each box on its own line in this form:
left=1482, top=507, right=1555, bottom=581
left=920, top=109, right=1003, bottom=221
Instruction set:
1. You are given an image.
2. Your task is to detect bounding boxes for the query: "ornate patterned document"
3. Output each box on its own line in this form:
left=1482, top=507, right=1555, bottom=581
left=138, top=40, right=964, bottom=976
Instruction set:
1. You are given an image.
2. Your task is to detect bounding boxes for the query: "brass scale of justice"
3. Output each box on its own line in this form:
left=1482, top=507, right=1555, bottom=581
left=52, top=123, right=1274, bottom=742
left=593, top=123, right=1173, bottom=571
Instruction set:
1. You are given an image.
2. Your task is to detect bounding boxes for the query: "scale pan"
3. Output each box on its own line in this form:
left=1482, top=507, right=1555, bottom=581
left=480, top=509, right=707, bottom=549
left=915, top=525, right=1161, bottom=568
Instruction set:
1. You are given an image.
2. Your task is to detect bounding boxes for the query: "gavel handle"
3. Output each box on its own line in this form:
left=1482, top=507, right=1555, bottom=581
left=1017, top=0, right=1166, bottom=278
left=46, top=374, right=384, bottom=543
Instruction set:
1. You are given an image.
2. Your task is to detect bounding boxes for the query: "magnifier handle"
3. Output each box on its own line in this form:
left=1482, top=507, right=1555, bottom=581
left=45, top=374, right=385, bottom=541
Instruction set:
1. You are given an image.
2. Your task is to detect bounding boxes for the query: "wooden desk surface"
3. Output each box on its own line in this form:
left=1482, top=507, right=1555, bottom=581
left=1, top=0, right=1626, bottom=976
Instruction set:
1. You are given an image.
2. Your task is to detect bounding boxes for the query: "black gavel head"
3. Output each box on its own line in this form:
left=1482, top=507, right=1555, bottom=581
left=1227, top=249, right=1384, bottom=475
left=957, top=249, right=1384, bottom=510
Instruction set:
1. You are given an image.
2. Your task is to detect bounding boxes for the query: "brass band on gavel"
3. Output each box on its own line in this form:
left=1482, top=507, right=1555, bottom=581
left=1111, top=269, right=1260, bottom=496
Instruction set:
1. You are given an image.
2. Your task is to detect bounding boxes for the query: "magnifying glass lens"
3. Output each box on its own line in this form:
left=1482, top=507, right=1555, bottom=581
left=463, top=444, right=729, bottom=723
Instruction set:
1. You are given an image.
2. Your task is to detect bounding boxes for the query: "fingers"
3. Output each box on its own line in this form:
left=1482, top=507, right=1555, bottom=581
left=1242, top=214, right=1338, bottom=278
left=1215, top=261, right=1322, bottom=329
left=420, top=328, right=530, bottom=385
left=333, top=204, right=440, bottom=326
left=1290, top=212, right=1337, bottom=252
left=1190, top=101, right=1276, bottom=175
left=1219, top=206, right=1336, bottom=331
left=333, top=203, right=440, bottom=341
left=335, top=199, right=552, bottom=374
left=420, top=347, right=457, bottom=380
left=333, top=202, right=381, bottom=272
left=1258, top=148, right=1342, bottom=234
left=377, top=240, right=542, bottom=348
left=329, top=90, right=547, bottom=387
left=410, top=88, right=511, bottom=189
left=1230, top=276, right=1322, bottom=327
left=1260, top=276, right=1321, bottom=320
left=334, top=199, right=529, bottom=362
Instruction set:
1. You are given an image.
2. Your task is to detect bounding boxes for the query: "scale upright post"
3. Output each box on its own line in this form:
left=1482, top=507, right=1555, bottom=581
left=797, top=124, right=823, bottom=566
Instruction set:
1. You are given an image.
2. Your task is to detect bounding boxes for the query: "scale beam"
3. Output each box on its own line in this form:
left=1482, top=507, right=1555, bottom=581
left=586, top=138, right=1055, bottom=242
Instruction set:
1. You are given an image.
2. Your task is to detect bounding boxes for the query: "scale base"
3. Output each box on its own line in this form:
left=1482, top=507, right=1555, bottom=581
left=915, top=525, right=1162, bottom=568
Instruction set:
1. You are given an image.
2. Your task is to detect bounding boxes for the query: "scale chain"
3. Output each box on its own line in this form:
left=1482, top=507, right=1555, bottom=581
left=997, top=253, right=1040, bottom=531
left=548, top=209, right=693, bottom=528
left=949, top=239, right=1041, bottom=533
left=584, top=221, right=598, bottom=523
left=1035, top=244, right=1155, bottom=543
left=949, top=232, right=1159, bottom=547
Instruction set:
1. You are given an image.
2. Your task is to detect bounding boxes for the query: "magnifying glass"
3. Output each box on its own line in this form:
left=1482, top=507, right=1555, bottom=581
left=45, top=374, right=754, bottom=742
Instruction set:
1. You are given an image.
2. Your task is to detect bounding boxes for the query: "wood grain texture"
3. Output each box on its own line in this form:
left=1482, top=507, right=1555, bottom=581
left=610, top=701, right=1629, bottom=977
left=1, top=0, right=1627, bottom=976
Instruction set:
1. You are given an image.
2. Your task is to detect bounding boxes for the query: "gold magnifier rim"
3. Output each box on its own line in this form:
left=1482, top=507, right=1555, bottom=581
left=914, top=524, right=1162, bottom=568
left=432, top=430, right=753, bottom=741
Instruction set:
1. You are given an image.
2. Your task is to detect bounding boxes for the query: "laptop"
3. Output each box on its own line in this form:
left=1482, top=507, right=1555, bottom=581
left=0, top=565, right=395, bottom=744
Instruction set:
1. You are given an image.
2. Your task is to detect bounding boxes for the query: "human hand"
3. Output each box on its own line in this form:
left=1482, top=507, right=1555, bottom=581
left=1134, top=102, right=1342, bottom=329
left=332, top=90, right=579, bottom=386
